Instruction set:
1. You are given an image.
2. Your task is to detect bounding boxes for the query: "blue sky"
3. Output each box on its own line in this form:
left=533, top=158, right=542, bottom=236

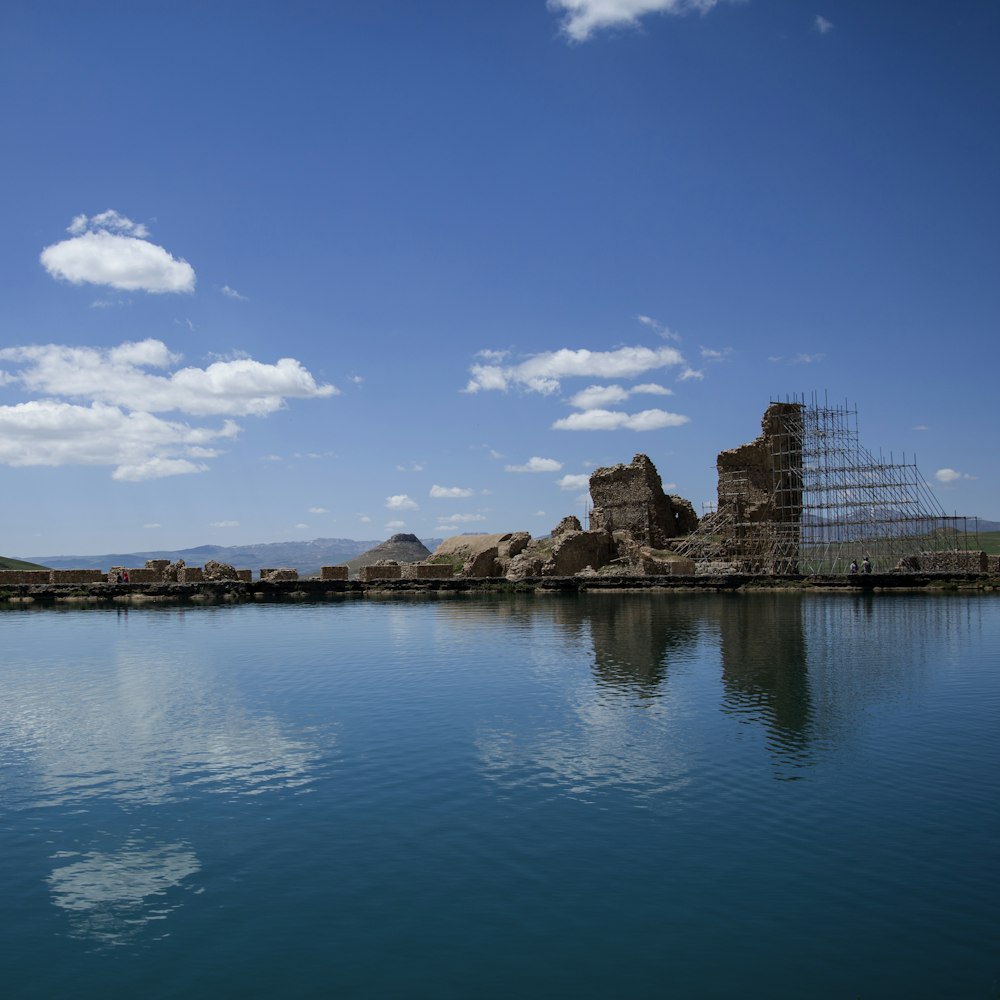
left=1, top=0, right=997, bottom=556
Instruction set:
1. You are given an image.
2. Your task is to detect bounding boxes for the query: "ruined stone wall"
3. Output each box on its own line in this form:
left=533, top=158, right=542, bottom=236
left=401, top=562, right=454, bottom=579
left=589, top=454, right=696, bottom=548
left=49, top=569, right=105, bottom=583
left=320, top=565, right=349, bottom=581
left=359, top=563, right=402, bottom=581
left=716, top=402, right=803, bottom=525
left=712, top=402, right=804, bottom=573
left=0, top=570, right=51, bottom=584
left=901, top=550, right=989, bottom=573
left=178, top=567, right=204, bottom=582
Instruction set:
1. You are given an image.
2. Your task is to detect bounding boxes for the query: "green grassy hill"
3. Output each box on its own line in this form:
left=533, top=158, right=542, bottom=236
left=0, top=556, right=49, bottom=571
left=975, top=531, right=1000, bottom=556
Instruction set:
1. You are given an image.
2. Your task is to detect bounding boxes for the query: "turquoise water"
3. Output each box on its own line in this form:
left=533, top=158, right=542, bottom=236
left=1, top=593, right=998, bottom=998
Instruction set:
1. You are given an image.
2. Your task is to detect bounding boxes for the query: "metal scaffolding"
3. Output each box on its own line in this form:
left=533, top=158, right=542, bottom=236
left=676, top=394, right=978, bottom=574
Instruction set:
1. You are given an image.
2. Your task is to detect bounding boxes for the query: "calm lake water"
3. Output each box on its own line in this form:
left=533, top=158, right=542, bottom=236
left=1, top=593, right=998, bottom=998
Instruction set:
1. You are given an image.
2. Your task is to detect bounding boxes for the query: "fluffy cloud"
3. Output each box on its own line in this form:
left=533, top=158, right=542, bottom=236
left=221, top=285, right=247, bottom=300
left=0, top=340, right=336, bottom=417
left=464, top=345, right=684, bottom=395
left=815, top=14, right=833, bottom=34
left=549, top=0, right=723, bottom=43
left=0, top=399, right=239, bottom=481
left=552, top=408, right=689, bottom=431
left=41, top=212, right=196, bottom=293
left=430, top=484, right=474, bottom=498
left=0, top=339, right=334, bottom=480
left=557, top=473, right=591, bottom=490
left=935, top=468, right=976, bottom=483
left=385, top=494, right=419, bottom=510
left=568, top=382, right=672, bottom=410
left=505, top=457, right=563, bottom=473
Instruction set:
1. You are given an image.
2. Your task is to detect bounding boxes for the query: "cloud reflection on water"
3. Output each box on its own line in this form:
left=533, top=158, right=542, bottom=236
left=47, top=839, right=200, bottom=946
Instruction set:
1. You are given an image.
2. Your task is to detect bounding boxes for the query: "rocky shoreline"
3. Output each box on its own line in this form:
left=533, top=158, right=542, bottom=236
left=1, top=572, right=998, bottom=607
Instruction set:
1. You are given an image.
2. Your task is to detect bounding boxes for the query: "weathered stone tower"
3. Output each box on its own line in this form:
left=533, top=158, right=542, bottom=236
left=588, top=453, right=698, bottom=549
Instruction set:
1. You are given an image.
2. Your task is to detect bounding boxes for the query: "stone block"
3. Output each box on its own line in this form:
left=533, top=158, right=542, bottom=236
left=178, top=567, right=204, bottom=582
left=359, top=564, right=402, bottom=581
left=320, top=565, right=349, bottom=581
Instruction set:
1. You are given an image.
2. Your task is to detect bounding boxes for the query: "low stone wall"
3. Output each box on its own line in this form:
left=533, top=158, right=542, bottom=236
left=401, top=563, right=454, bottom=579
left=50, top=569, right=105, bottom=584
left=359, top=564, right=402, bottom=581
left=0, top=570, right=51, bottom=584
left=178, top=567, right=204, bottom=582
left=320, top=565, right=349, bottom=581
left=901, top=551, right=989, bottom=573
left=236, top=570, right=252, bottom=583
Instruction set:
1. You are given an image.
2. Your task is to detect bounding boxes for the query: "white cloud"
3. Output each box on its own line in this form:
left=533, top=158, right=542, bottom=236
left=437, top=513, right=488, bottom=526
left=309, top=507, right=329, bottom=514
left=569, top=382, right=673, bottom=410
left=430, top=484, right=474, bottom=498
left=505, top=457, right=563, bottom=473
left=294, top=523, right=309, bottom=529
left=385, top=494, right=418, bottom=510
left=221, top=285, right=247, bottom=300
left=358, top=515, right=372, bottom=524
left=550, top=0, right=723, bottom=42
left=558, top=473, right=591, bottom=490
left=815, top=14, right=833, bottom=34
left=677, top=367, right=704, bottom=382
left=0, top=340, right=337, bottom=417
left=0, top=338, right=333, bottom=480
left=476, top=349, right=509, bottom=362
left=385, top=520, right=406, bottom=530
left=41, top=212, right=195, bottom=293
left=210, top=520, right=240, bottom=529
left=935, top=468, right=975, bottom=483
left=144, top=523, right=161, bottom=529
left=912, top=424, right=929, bottom=432
left=700, top=347, right=733, bottom=361
left=395, top=462, right=425, bottom=472
left=0, top=399, right=238, bottom=481
left=552, top=408, right=690, bottom=431
left=771, top=352, right=825, bottom=365
left=464, top=345, right=684, bottom=395
left=568, top=384, right=630, bottom=409
left=637, top=315, right=682, bottom=341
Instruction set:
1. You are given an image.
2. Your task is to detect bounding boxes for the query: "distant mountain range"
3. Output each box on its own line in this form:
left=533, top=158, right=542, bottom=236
left=22, top=536, right=444, bottom=578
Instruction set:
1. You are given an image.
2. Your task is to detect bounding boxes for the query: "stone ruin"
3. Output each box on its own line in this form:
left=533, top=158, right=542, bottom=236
left=424, top=454, right=699, bottom=580
left=679, top=401, right=805, bottom=574
left=589, top=453, right=698, bottom=547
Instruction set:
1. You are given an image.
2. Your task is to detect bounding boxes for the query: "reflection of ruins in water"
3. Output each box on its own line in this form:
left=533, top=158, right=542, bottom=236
left=584, top=595, right=702, bottom=695
left=716, top=593, right=813, bottom=771
left=459, top=592, right=962, bottom=785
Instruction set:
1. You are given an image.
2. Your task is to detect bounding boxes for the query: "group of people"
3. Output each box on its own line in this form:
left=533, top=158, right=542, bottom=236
left=114, top=570, right=130, bottom=583
left=849, top=556, right=872, bottom=574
